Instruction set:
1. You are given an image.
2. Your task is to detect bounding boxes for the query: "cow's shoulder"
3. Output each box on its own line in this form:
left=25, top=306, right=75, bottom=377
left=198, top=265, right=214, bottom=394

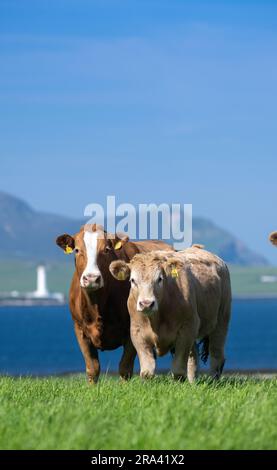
left=172, top=249, right=229, bottom=289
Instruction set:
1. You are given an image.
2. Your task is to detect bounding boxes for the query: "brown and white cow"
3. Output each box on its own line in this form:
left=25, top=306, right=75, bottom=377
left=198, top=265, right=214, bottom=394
left=110, top=247, right=232, bottom=382
left=56, top=224, right=172, bottom=383
left=269, top=232, right=277, bottom=246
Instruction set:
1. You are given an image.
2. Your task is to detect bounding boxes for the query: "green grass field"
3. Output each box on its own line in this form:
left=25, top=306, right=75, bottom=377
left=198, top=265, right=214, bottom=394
left=1, top=260, right=277, bottom=297
left=229, top=265, right=277, bottom=296
left=0, top=375, right=276, bottom=450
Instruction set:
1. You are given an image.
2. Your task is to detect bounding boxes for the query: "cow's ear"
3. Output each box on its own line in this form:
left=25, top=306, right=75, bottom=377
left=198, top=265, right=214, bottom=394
left=56, top=234, right=75, bottom=254
left=112, top=233, right=130, bottom=251
left=164, top=257, right=184, bottom=279
left=269, top=232, right=277, bottom=246
left=109, top=260, right=130, bottom=281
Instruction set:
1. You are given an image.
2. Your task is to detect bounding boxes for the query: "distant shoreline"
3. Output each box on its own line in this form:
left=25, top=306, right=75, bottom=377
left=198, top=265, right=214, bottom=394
left=1, top=295, right=277, bottom=307
left=233, top=294, right=277, bottom=300
left=0, top=300, right=67, bottom=307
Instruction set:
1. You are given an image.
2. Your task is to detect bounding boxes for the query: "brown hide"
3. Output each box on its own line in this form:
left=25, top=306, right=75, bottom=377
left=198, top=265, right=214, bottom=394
left=56, top=225, right=173, bottom=366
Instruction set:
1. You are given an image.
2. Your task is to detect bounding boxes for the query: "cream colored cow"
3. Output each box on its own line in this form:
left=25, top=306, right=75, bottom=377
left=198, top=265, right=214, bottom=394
left=110, top=247, right=232, bottom=382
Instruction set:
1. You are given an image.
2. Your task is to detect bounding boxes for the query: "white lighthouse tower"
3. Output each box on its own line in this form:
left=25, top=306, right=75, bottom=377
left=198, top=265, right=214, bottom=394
left=33, top=265, right=49, bottom=298
left=0, top=263, right=65, bottom=306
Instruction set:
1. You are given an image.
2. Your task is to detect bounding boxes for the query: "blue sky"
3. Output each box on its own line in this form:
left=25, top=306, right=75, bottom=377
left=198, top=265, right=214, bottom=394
left=0, top=0, right=277, bottom=260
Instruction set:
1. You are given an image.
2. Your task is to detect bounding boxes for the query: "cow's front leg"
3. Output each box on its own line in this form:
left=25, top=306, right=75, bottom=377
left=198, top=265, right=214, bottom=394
left=74, top=322, right=100, bottom=384
left=138, top=345, right=156, bottom=379
left=187, top=342, right=199, bottom=383
left=119, top=337, right=137, bottom=380
left=131, top=326, right=155, bottom=379
left=171, top=325, right=196, bottom=383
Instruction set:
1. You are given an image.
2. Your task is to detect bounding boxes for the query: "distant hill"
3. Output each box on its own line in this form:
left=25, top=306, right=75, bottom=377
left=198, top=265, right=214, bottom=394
left=0, top=192, right=81, bottom=261
left=192, top=217, right=268, bottom=266
left=0, top=191, right=269, bottom=266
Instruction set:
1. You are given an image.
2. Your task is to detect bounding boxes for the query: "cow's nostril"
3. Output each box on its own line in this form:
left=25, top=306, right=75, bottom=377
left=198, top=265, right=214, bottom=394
left=86, top=274, right=101, bottom=283
left=139, top=300, right=155, bottom=310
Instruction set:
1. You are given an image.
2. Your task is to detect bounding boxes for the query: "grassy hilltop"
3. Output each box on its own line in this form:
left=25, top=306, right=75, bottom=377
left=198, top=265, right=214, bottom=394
left=0, top=375, right=276, bottom=450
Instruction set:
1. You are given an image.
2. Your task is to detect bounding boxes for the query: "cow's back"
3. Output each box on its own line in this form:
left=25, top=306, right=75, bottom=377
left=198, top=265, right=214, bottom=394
left=134, top=240, right=173, bottom=253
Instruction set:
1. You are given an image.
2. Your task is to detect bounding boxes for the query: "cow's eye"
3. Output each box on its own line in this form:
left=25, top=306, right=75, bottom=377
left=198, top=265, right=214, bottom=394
left=130, top=278, right=137, bottom=287
left=105, top=245, right=112, bottom=253
left=75, top=248, right=79, bottom=254
left=158, top=276, right=163, bottom=284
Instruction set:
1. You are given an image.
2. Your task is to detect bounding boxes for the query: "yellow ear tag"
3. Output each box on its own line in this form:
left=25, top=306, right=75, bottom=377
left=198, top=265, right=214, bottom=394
left=114, top=241, right=122, bottom=250
left=64, top=245, right=74, bottom=254
left=171, top=267, right=179, bottom=278
left=117, top=271, right=125, bottom=281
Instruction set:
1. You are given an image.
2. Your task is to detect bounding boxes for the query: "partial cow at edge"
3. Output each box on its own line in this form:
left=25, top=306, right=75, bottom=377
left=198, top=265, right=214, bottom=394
left=110, top=246, right=232, bottom=383
left=269, top=232, right=277, bottom=246
left=56, top=224, right=172, bottom=384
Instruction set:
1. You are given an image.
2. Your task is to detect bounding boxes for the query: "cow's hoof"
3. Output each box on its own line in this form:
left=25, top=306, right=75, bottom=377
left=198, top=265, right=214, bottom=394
left=187, top=375, right=197, bottom=384
left=120, top=373, right=133, bottom=381
left=140, top=371, right=155, bottom=380
left=210, top=374, right=221, bottom=382
left=87, top=376, right=99, bottom=385
left=173, top=374, right=186, bottom=382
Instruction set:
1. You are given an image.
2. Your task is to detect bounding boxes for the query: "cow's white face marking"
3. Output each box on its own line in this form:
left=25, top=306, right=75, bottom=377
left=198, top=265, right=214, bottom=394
left=80, top=231, right=103, bottom=289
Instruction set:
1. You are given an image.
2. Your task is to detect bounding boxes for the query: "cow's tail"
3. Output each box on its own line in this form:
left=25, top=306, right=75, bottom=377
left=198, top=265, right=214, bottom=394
left=198, top=336, right=209, bottom=364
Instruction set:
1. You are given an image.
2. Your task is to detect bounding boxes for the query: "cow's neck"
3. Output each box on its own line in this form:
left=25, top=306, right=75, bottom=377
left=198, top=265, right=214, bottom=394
left=83, top=287, right=107, bottom=317
left=85, top=279, right=115, bottom=317
left=150, top=282, right=182, bottom=328
left=86, top=288, right=102, bottom=305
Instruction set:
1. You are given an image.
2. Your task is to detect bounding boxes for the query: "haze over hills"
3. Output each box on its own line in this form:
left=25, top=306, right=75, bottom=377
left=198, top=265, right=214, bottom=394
left=0, top=191, right=269, bottom=266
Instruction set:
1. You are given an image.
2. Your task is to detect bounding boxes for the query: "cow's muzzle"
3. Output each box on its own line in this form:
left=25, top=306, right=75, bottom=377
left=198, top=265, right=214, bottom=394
left=81, top=273, right=103, bottom=290
left=138, top=299, right=157, bottom=314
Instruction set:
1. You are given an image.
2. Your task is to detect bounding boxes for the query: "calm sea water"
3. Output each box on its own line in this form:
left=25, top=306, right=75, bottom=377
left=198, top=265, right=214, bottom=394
left=0, top=299, right=277, bottom=376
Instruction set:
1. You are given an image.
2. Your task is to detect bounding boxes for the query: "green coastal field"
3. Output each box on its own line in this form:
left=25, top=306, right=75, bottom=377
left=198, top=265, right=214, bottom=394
left=0, top=375, right=276, bottom=450
left=1, top=260, right=277, bottom=298
left=1, top=260, right=276, bottom=450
